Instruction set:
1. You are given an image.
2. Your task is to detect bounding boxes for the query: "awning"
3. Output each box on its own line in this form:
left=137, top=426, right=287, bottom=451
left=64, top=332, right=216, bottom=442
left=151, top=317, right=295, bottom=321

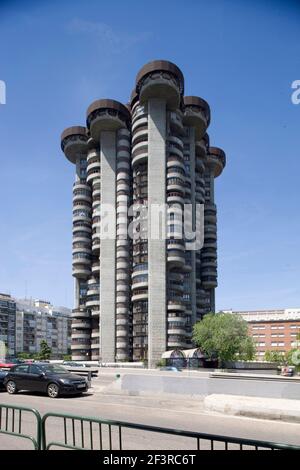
left=162, top=348, right=205, bottom=359
left=181, top=348, right=205, bottom=358
left=161, top=350, right=185, bottom=359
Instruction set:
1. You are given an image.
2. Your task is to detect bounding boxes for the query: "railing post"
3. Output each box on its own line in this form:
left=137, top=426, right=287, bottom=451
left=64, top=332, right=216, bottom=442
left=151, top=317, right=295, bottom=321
left=87, top=371, right=92, bottom=388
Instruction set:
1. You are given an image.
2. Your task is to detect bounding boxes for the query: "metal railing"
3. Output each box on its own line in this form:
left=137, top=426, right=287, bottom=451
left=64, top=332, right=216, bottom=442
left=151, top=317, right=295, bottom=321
left=0, top=403, right=42, bottom=449
left=0, top=402, right=299, bottom=451
left=41, top=411, right=300, bottom=451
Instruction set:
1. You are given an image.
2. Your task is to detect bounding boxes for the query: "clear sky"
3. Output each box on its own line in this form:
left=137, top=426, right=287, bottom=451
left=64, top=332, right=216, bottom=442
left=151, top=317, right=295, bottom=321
left=0, top=0, right=299, bottom=310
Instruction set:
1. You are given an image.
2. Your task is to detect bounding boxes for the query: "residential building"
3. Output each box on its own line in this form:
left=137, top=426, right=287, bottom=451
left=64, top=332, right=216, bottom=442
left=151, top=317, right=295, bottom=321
left=15, top=299, right=71, bottom=357
left=0, top=293, right=16, bottom=357
left=61, top=60, right=226, bottom=366
left=227, top=308, right=300, bottom=359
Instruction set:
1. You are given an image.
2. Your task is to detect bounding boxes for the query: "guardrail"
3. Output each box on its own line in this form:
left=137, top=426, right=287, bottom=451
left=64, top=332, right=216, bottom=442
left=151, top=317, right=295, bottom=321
left=0, top=403, right=299, bottom=451
left=41, top=411, right=300, bottom=451
left=0, top=403, right=42, bottom=449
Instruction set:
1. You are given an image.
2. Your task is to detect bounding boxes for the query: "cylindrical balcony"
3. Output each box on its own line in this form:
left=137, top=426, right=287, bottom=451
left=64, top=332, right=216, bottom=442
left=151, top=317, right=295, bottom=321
left=183, top=96, right=210, bottom=140
left=86, top=99, right=131, bottom=141
left=207, top=147, right=226, bottom=178
left=61, top=126, right=88, bottom=164
left=135, top=60, right=184, bottom=109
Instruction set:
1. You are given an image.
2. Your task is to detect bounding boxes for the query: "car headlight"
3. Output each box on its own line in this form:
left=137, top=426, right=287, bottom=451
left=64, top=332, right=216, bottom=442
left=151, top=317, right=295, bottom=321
left=59, top=378, right=71, bottom=385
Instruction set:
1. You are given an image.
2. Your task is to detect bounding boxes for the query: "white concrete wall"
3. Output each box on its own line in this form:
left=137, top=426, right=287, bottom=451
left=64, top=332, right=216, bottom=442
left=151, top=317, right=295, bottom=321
left=189, top=128, right=197, bottom=327
left=100, top=131, right=116, bottom=362
left=148, top=99, right=167, bottom=367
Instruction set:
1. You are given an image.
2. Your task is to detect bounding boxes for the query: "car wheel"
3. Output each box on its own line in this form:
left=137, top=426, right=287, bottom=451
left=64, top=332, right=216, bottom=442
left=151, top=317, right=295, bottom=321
left=6, top=380, right=18, bottom=394
left=47, top=383, right=59, bottom=398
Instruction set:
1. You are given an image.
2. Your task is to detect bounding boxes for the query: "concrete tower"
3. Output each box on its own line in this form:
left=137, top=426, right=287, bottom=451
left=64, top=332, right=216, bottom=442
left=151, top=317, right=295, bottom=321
left=61, top=60, right=226, bottom=367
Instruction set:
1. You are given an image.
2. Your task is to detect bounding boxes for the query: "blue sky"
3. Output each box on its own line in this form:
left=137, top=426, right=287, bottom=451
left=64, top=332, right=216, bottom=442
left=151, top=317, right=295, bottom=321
left=0, top=0, right=299, bottom=310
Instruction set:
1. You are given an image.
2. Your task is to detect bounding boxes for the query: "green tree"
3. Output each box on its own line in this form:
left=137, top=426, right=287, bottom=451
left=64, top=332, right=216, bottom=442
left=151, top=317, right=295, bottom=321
left=286, top=348, right=300, bottom=372
left=156, top=359, right=166, bottom=368
left=39, top=340, right=52, bottom=360
left=17, top=352, right=32, bottom=360
left=193, top=312, right=256, bottom=367
left=264, top=350, right=286, bottom=364
left=63, top=354, right=72, bottom=361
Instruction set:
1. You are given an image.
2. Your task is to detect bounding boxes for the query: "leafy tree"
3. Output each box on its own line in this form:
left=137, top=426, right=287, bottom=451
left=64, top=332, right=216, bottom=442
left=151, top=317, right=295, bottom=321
left=17, top=352, right=32, bottom=360
left=286, top=348, right=300, bottom=372
left=156, top=359, right=166, bottom=368
left=264, top=350, right=286, bottom=364
left=63, top=354, right=72, bottom=361
left=39, top=340, right=52, bottom=360
left=193, top=312, right=256, bottom=366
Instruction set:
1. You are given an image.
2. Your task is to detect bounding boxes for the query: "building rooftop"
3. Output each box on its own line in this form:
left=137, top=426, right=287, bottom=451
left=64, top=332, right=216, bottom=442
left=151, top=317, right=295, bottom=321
left=223, top=308, right=300, bottom=322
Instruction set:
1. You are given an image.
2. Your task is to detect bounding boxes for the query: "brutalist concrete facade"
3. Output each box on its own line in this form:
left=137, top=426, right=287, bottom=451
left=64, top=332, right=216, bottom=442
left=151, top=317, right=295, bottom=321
left=61, top=60, right=226, bottom=367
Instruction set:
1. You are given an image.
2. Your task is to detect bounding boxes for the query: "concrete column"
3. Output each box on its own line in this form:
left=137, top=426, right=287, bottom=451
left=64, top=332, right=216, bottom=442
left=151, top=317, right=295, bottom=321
left=210, top=173, right=215, bottom=203
left=210, top=290, right=216, bottom=313
left=100, top=131, right=116, bottom=362
left=74, top=278, right=80, bottom=309
left=148, top=99, right=167, bottom=368
left=189, top=128, right=197, bottom=327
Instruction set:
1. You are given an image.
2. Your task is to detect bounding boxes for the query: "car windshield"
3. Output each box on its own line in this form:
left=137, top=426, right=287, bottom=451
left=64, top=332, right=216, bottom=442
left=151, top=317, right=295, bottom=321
left=39, top=364, right=69, bottom=374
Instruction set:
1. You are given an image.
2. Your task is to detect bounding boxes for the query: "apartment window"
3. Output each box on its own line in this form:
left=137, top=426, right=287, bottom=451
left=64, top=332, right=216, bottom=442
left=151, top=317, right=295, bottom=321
left=271, top=342, right=285, bottom=347
left=256, top=342, right=265, bottom=347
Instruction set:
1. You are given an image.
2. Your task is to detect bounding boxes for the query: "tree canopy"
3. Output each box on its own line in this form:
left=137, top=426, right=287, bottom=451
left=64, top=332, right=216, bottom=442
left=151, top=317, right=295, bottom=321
left=193, top=312, right=256, bottom=365
left=39, top=340, right=52, bottom=360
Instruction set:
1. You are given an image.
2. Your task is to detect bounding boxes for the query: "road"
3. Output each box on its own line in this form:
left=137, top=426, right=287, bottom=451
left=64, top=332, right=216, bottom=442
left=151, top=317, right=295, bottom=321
left=0, top=372, right=300, bottom=450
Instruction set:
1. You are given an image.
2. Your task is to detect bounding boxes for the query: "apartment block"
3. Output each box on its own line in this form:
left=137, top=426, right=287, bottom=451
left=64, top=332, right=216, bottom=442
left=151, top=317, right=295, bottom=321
left=227, top=309, right=300, bottom=359
left=0, top=293, right=16, bottom=357
left=61, top=60, right=226, bottom=366
left=15, top=299, right=71, bottom=357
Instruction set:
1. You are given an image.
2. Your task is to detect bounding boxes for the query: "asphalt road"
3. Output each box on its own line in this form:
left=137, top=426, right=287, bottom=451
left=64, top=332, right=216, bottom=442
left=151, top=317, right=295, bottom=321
left=0, top=373, right=300, bottom=450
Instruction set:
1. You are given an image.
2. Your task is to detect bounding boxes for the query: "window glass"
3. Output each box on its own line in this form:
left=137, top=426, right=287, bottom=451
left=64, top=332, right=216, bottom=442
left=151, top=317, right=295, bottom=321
left=39, top=364, right=68, bottom=374
left=14, top=365, right=29, bottom=373
left=30, top=364, right=42, bottom=374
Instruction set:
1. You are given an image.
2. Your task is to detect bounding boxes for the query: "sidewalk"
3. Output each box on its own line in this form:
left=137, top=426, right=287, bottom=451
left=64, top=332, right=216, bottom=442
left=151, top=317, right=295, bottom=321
left=204, top=394, right=300, bottom=423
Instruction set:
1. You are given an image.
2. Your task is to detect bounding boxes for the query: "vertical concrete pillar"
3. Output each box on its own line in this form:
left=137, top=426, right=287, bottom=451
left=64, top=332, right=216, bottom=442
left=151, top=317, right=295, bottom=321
left=210, top=173, right=215, bottom=203
left=148, top=99, right=167, bottom=368
left=189, top=128, right=197, bottom=327
left=100, top=131, right=116, bottom=362
left=74, top=278, right=80, bottom=309
left=210, top=290, right=216, bottom=313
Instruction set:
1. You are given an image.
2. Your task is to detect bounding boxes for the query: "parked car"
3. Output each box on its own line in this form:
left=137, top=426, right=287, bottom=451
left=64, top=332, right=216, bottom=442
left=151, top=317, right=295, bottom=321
left=280, top=365, right=295, bottom=377
left=4, top=363, right=89, bottom=398
left=0, top=370, right=8, bottom=389
left=0, top=358, right=24, bottom=368
left=7, top=358, right=25, bottom=365
left=63, top=361, right=91, bottom=368
left=160, top=366, right=181, bottom=372
left=0, top=361, right=15, bottom=368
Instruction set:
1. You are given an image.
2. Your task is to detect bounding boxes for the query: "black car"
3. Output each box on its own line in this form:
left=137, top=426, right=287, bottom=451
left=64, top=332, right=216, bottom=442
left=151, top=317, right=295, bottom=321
left=0, top=370, right=8, bottom=390
left=4, top=363, right=89, bottom=398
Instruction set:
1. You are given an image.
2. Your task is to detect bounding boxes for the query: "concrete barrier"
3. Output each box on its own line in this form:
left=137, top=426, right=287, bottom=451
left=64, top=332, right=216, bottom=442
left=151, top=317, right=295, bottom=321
left=115, top=372, right=300, bottom=400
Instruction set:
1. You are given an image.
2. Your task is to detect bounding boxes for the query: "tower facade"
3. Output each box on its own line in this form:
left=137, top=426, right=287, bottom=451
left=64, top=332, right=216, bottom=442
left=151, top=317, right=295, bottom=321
left=61, top=60, right=226, bottom=367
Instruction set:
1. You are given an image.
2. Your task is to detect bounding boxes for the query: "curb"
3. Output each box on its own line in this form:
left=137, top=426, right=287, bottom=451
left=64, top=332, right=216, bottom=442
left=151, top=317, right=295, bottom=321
left=204, top=394, right=300, bottom=423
